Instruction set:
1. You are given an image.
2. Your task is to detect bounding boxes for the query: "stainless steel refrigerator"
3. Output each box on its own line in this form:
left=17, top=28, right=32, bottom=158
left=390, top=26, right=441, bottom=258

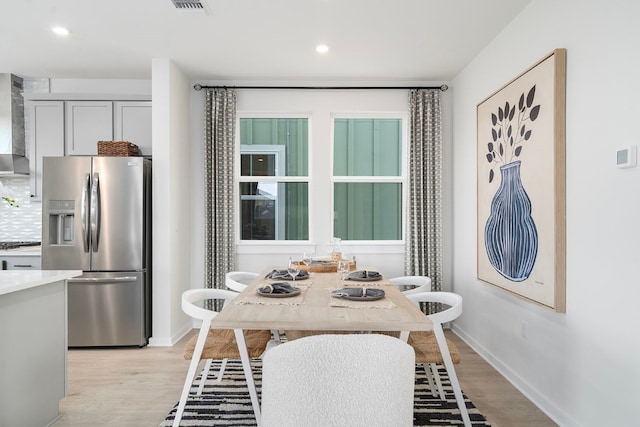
left=41, top=156, right=151, bottom=347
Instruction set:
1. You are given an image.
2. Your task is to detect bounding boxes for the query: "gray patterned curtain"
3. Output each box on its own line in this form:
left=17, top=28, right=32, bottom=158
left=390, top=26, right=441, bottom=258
left=406, top=89, right=443, bottom=311
left=204, top=89, right=237, bottom=309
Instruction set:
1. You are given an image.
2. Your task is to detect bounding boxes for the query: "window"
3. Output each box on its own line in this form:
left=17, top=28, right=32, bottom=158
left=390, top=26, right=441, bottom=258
left=332, top=117, right=404, bottom=241
left=239, top=118, right=309, bottom=241
left=235, top=91, right=409, bottom=251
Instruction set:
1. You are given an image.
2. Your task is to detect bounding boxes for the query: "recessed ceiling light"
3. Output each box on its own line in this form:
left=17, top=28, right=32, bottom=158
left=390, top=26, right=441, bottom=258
left=316, top=44, right=329, bottom=54
left=52, top=26, right=70, bottom=36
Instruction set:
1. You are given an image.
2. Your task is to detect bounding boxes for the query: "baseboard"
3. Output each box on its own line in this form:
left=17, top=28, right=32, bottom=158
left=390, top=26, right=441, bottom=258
left=148, top=322, right=194, bottom=347
left=451, top=324, right=579, bottom=427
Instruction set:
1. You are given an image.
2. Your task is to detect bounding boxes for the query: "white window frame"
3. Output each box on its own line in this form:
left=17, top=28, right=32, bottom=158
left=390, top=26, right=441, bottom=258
left=330, top=112, right=409, bottom=245
left=235, top=112, right=312, bottom=248
left=234, top=96, right=409, bottom=258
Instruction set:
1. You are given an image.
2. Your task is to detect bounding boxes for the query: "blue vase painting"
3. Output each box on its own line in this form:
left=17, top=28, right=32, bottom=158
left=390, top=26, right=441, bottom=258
left=483, top=84, right=541, bottom=282
left=484, top=161, right=537, bottom=281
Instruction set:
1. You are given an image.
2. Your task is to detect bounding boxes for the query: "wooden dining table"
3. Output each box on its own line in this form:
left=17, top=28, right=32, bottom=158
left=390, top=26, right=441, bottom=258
left=210, top=268, right=433, bottom=426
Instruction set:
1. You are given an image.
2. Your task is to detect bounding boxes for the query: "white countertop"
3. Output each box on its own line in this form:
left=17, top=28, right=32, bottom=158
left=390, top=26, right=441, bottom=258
left=0, top=270, right=82, bottom=296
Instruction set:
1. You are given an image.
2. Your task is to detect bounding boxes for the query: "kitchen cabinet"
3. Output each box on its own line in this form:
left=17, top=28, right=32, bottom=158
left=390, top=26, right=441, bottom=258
left=26, top=101, right=65, bottom=200
left=0, top=255, right=42, bottom=270
left=65, top=101, right=114, bottom=156
left=0, top=271, right=80, bottom=427
left=65, top=101, right=152, bottom=156
left=114, top=101, right=152, bottom=156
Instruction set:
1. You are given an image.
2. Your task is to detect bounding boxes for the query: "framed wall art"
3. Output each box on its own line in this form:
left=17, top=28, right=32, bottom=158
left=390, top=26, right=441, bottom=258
left=477, top=48, right=567, bottom=312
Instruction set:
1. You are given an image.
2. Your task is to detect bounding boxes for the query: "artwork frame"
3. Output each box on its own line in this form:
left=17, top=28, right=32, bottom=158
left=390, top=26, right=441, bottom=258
left=477, top=49, right=566, bottom=312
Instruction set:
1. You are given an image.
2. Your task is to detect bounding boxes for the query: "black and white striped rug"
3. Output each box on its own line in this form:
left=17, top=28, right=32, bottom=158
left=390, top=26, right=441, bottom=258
left=160, top=360, right=491, bottom=426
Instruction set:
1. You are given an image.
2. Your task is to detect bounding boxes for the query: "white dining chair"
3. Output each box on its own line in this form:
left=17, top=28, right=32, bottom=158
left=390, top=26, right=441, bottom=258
left=261, top=333, right=416, bottom=427
left=406, top=291, right=471, bottom=427
left=225, top=271, right=259, bottom=292
left=225, top=270, right=282, bottom=346
left=173, top=288, right=272, bottom=427
left=389, top=275, right=432, bottom=295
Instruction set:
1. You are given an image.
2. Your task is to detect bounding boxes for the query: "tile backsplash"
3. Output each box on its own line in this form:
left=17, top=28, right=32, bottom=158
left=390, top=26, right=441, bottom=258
left=0, top=177, right=41, bottom=241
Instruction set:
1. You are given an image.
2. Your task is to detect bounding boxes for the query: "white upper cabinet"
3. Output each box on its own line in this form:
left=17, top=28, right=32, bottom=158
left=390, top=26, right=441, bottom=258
left=65, top=101, right=114, bottom=156
left=26, top=101, right=65, bottom=200
left=114, top=101, right=152, bottom=156
left=65, top=101, right=152, bottom=156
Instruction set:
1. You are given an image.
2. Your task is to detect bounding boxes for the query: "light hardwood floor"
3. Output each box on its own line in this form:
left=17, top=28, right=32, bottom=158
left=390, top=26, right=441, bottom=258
left=53, top=330, right=557, bottom=427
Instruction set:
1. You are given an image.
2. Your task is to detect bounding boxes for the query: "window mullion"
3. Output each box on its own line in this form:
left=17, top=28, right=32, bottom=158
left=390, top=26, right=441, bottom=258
left=332, top=176, right=402, bottom=183
left=238, top=176, right=308, bottom=183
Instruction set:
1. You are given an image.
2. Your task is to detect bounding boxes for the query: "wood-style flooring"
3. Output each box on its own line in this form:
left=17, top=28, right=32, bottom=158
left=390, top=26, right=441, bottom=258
left=52, top=330, right=557, bottom=427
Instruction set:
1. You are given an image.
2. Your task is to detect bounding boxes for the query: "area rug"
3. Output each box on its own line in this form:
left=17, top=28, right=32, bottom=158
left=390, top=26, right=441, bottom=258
left=160, top=359, right=491, bottom=426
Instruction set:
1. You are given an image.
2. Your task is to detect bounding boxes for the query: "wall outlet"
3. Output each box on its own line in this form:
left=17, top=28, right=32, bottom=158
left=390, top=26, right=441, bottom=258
left=521, top=320, right=528, bottom=339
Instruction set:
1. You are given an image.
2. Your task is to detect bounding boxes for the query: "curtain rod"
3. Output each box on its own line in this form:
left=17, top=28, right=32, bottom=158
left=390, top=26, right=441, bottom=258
left=193, top=84, right=448, bottom=91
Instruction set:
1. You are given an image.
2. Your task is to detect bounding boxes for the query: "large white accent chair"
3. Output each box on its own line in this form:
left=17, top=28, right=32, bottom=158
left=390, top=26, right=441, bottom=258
left=261, top=333, right=416, bottom=427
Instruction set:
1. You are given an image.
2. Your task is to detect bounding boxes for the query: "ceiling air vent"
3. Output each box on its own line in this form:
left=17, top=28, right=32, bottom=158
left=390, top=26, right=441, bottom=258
left=171, top=0, right=210, bottom=14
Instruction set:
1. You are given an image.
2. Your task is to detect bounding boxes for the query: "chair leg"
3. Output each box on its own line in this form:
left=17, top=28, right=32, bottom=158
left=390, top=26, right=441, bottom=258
left=264, top=330, right=282, bottom=352
left=196, top=359, right=213, bottom=395
left=272, top=330, right=281, bottom=344
left=233, top=328, right=262, bottom=426
left=173, top=324, right=211, bottom=427
left=429, top=362, right=446, bottom=400
left=217, top=358, right=228, bottom=382
left=423, top=363, right=438, bottom=397
left=433, top=327, right=471, bottom=427
left=196, top=357, right=227, bottom=397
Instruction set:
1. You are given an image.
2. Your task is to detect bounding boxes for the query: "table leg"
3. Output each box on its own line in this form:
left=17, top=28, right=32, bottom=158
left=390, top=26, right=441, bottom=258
left=233, top=328, right=262, bottom=426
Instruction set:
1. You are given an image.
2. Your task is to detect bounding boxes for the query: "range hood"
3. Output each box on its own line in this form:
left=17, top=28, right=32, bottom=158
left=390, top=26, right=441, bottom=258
left=0, top=74, right=29, bottom=175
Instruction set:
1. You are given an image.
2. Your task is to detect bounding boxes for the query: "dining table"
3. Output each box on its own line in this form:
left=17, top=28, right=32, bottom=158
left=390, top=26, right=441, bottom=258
left=210, top=267, right=433, bottom=426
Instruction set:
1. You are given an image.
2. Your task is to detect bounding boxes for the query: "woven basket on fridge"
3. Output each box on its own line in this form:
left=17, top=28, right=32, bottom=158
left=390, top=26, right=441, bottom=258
left=97, top=141, right=140, bottom=157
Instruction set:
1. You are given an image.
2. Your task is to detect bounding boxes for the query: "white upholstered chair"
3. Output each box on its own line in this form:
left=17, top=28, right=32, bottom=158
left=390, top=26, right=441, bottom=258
left=173, top=288, right=271, bottom=427
left=388, top=275, right=432, bottom=295
left=406, top=291, right=471, bottom=427
left=261, top=334, right=416, bottom=427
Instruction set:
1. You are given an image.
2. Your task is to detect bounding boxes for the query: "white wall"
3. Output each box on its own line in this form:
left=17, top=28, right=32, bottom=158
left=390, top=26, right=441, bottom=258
left=149, top=59, right=193, bottom=346
left=450, top=1, right=640, bottom=426
left=49, top=79, right=151, bottom=95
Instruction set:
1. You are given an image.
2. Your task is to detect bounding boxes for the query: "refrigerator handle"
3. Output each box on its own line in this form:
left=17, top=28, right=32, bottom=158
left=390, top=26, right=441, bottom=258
left=90, top=172, right=101, bottom=253
left=81, top=173, right=91, bottom=252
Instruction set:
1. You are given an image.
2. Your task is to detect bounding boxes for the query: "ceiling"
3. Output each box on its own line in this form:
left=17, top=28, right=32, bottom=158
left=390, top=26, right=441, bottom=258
left=0, top=0, right=531, bottom=83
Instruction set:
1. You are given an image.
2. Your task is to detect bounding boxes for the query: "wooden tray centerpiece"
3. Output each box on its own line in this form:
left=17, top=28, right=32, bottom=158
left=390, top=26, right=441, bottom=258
left=293, top=256, right=356, bottom=273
